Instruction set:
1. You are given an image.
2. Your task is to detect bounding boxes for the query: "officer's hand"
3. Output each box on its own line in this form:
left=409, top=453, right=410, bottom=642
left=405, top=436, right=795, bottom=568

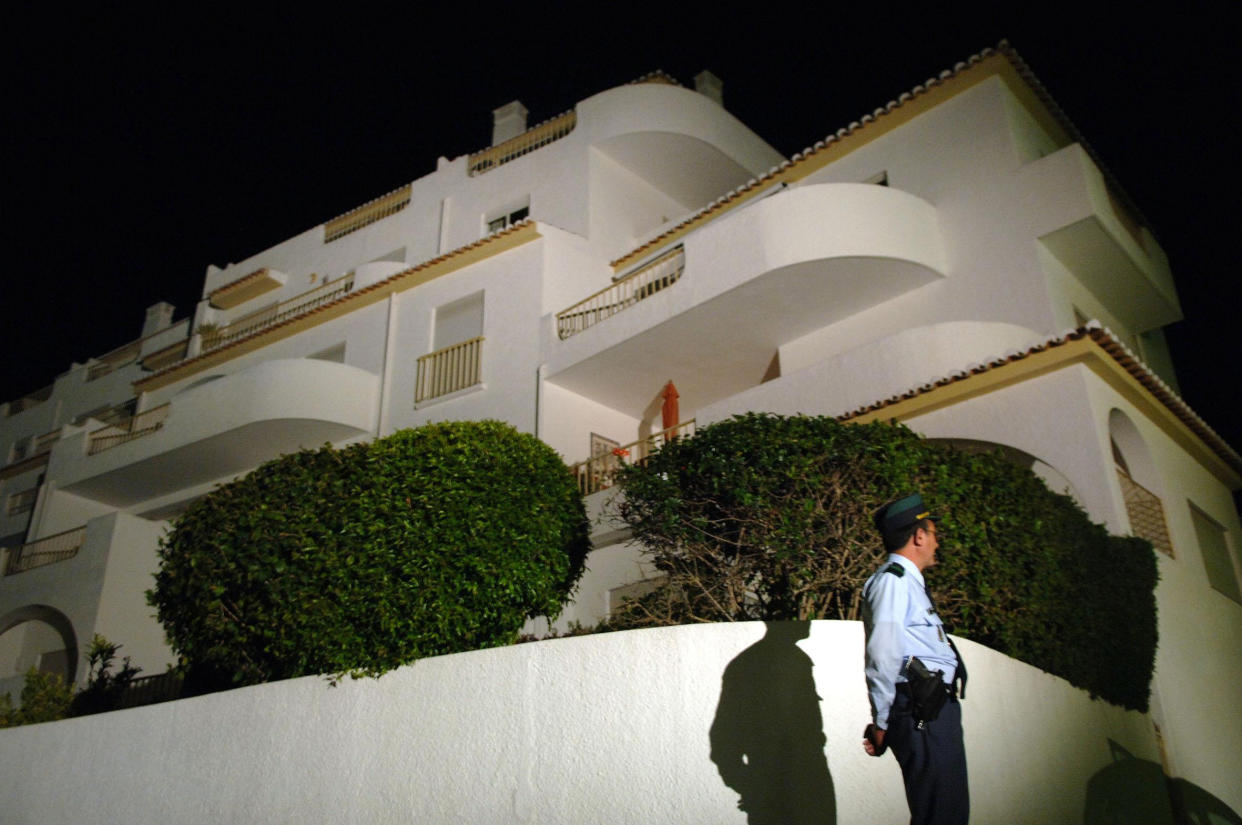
left=862, top=724, right=887, bottom=756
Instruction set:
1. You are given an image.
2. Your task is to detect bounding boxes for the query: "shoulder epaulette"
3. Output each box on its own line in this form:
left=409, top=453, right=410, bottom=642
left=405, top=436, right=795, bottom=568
left=884, top=562, right=905, bottom=577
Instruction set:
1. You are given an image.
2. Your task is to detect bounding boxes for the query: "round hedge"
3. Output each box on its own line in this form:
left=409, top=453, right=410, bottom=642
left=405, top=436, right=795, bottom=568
left=614, top=413, right=1157, bottom=710
left=149, top=421, right=589, bottom=685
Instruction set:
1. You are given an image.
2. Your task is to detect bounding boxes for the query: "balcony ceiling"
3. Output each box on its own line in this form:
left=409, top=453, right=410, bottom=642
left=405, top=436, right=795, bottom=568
left=596, top=132, right=758, bottom=211
left=51, top=358, right=378, bottom=509
left=61, top=418, right=366, bottom=508
left=547, top=255, right=939, bottom=418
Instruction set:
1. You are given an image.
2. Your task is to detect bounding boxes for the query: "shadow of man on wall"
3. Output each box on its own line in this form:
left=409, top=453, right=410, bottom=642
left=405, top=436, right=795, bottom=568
left=709, top=621, right=836, bottom=824
left=1083, top=739, right=1240, bottom=825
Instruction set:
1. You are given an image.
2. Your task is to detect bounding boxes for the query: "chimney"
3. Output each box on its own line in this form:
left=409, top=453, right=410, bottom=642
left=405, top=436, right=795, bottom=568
left=142, top=301, right=175, bottom=338
left=694, top=70, right=723, bottom=106
left=492, top=101, right=529, bottom=145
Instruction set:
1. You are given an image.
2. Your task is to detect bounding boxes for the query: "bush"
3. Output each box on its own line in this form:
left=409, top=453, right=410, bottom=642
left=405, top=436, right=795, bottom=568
left=614, top=413, right=1157, bottom=710
left=0, top=668, right=73, bottom=728
left=149, top=421, right=589, bottom=686
left=69, top=635, right=141, bottom=716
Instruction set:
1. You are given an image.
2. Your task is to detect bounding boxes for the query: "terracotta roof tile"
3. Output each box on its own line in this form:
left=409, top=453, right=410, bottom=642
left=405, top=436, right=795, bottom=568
left=140, top=220, right=535, bottom=385
left=838, top=322, right=1242, bottom=476
left=612, top=41, right=1154, bottom=270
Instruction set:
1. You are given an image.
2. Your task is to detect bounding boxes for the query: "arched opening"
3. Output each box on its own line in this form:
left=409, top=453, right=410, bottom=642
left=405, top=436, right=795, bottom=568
left=927, top=438, right=1084, bottom=506
left=0, top=605, right=79, bottom=685
left=1108, top=409, right=1173, bottom=556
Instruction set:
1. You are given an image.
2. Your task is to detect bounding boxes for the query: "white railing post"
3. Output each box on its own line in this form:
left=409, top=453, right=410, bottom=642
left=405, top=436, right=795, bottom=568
left=569, top=419, right=696, bottom=495
left=416, top=337, right=484, bottom=404
left=556, top=247, right=684, bottom=340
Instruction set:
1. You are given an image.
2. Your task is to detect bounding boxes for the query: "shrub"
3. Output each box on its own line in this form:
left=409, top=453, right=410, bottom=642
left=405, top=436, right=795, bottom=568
left=0, top=668, right=73, bottom=728
left=69, top=635, right=141, bottom=716
left=149, top=421, right=589, bottom=686
left=613, top=413, right=1157, bottom=710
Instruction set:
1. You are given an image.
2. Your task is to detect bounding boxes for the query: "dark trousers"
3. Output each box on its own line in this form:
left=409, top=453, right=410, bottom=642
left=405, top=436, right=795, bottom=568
left=886, top=692, right=969, bottom=825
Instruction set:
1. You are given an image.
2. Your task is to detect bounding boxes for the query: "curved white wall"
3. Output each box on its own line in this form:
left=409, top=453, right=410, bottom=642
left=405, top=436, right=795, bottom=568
left=700, top=319, right=1041, bottom=424
left=579, top=82, right=783, bottom=178
left=48, top=358, right=379, bottom=505
left=0, top=621, right=1168, bottom=824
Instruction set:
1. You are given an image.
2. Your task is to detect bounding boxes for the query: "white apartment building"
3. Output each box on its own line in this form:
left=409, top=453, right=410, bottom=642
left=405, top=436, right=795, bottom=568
left=2, top=44, right=1239, bottom=809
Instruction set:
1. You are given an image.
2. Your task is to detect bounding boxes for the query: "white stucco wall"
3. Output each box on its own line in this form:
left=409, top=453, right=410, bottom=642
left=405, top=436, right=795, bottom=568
left=0, top=621, right=1171, bottom=825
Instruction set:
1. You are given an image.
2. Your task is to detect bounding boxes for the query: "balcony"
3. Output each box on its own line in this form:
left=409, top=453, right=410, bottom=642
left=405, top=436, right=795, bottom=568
left=1022, top=143, right=1179, bottom=331
left=416, top=337, right=483, bottom=403
left=201, top=274, right=355, bottom=354
left=85, top=340, right=141, bottom=381
left=3, top=527, right=85, bottom=576
left=569, top=420, right=696, bottom=496
left=88, top=404, right=170, bottom=455
left=468, top=111, right=577, bottom=176
left=1, top=428, right=61, bottom=480
left=48, top=359, right=380, bottom=508
left=557, top=247, right=684, bottom=340
left=5, top=487, right=37, bottom=516
left=324, top=184, right=412, bottom=242
left=546, top=183, right=946, bottom=417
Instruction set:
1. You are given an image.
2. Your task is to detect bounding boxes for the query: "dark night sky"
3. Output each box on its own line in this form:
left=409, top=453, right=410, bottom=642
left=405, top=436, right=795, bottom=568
left=4, top=8, right=1239, bottom=452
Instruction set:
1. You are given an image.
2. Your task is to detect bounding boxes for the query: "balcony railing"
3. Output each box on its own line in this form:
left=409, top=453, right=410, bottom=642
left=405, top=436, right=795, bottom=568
left=5, top=487, right=37, bottom=516
left=569, top=419, right=696, bottom=496
left=86, top=340, right=142, bottom=381
left=88, top=404, right=171, bottom=455
left=33, top=428, right=62, bottom=454
left=116, top=671, right=185, bottom=710
left=4, top=384, right=53, bottom=417
left=202, top=274, right=355, bottom=353
left=12, top=429, right=60, bottom=461
left=4, top=526, right=86, bottom=575
left=141, top=339, right=190, bottom=372
left=416, top=337, right=483, bottom=403
left=468, top=111, right=577, bottom=176
left=324, top=184, right=412, bottom=243
left=556, top=246, right=685, bottom=340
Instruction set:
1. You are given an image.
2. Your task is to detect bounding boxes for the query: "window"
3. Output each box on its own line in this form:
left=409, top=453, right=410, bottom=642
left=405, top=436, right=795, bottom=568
left=1115, top=464, right=1173, bottom=557
left=485, top=204, right=529, bottom=235
left=1109, top=415, right=1174, bottom=557
left=1190, top=504, right=1241, bottom=604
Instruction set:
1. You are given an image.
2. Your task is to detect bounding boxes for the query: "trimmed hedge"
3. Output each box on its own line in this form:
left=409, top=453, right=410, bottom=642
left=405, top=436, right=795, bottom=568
left=614, top=413, right=1157, bottom=710
left=149, top=421, right=589, bottom=685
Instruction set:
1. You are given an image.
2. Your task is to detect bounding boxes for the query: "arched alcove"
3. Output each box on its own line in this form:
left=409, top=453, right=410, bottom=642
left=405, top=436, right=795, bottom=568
left=1108, top=408, right=1173, bottom=556
left=927, top=438, right=1084, bottom=506
left=0, top=605, right=78, bottom=683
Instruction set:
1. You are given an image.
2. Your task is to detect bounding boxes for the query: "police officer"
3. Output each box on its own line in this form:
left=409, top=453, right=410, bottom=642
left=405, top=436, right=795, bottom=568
left=861, top=493, right=968, bottom=825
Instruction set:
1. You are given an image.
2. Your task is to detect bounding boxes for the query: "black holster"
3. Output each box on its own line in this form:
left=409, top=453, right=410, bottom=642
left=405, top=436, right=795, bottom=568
left=903, top=656, right=949, bottom=729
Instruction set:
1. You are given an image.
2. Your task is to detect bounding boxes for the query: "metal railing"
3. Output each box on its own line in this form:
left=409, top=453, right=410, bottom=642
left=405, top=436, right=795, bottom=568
left=3, top=428, right=61, bottom=470
left=324, top=184, right=412, bottom=243
left=569, top=419, right=696, bottom=496
left=33, top=428, right=62, bottom=454
left=4, top=384, right=53, bottom=416
left=88, top=404, right=171, bottom=455
left=116, top=671, right=185, bottom=709
left=415, top=337, right=483, bottom=403
left=141, top=339, right=190, bottom=371
left=4, top=526, right=86, bottom=575
left=5, top=487, right=37, bottom=516
left=86, top=340, right=142, bottom=381
left=468, top=111, right=577, bottom=176
left=556, top=246, right=685, bottom=340
left=1118, top=470, right=1173, bottom=556
left=202, top=274, right=355, bottom=352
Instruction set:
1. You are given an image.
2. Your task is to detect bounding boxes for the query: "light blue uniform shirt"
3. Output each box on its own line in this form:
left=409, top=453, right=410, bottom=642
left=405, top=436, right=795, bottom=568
left=862, top=553, right=957, bottom=729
